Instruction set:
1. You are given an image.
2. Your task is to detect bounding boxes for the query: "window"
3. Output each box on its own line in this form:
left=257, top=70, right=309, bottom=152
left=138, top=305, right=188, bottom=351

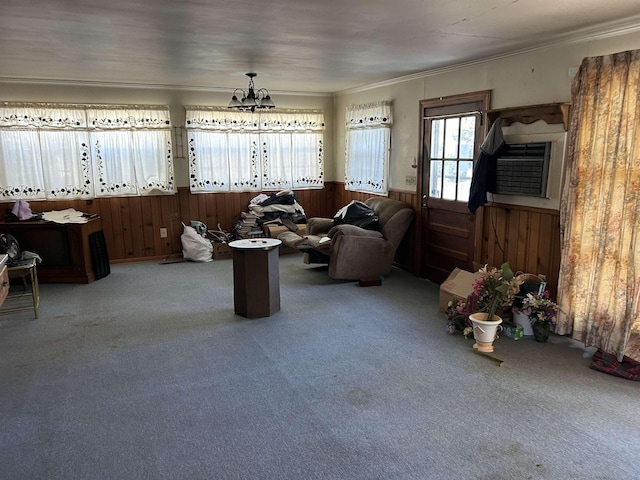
left=0, top=103, right=175, bottom=200
left=87, top=106, right=174, bottom=197
left=428, top=115, right=475, bottom=202
left=344, top=102, right=392, bottom=195
left=185, top=107, right=325, bottom=193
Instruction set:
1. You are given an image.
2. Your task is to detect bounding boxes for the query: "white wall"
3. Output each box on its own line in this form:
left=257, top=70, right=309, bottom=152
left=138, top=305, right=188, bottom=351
left=334, top=30, right=640, bottom=204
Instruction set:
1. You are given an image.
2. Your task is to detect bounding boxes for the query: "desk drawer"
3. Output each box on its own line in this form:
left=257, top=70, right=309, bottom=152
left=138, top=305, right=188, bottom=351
left=0, top=266, right=8, bottom=308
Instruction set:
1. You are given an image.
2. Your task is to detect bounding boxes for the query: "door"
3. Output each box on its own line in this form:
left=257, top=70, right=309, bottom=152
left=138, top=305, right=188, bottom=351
left=418, top=92, right=490, bottom=284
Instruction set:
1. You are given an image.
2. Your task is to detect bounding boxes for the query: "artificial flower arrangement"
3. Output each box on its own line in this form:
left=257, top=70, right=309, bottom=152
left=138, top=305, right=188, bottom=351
left=472, top=262, right=523, bottom=320
left=445, top=298, right=475, bottom=338
left=515, top=290, right=560, bottom=327
left=445, top=262, right=523, bottom=336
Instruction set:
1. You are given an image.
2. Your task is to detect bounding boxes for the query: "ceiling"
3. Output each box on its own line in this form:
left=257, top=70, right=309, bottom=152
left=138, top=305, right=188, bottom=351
left=1, top=0, right=640, bottom=95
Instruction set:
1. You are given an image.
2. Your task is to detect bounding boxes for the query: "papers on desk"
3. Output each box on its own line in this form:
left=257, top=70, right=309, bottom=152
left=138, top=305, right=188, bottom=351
left=41, top=208, right=94, bottom=224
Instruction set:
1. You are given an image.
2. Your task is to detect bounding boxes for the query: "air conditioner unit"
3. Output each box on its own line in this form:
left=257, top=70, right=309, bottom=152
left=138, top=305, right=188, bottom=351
left=492, top=142, right=551, bottom=197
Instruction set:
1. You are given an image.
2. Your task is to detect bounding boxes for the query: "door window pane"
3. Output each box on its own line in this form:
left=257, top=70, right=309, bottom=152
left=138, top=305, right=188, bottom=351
left=429, top=160, right=442, bottom=198
left=444, top=118, right=460, bottom=159
left=430, top=119, right=444, bottom=158
left=459, top=116, right=476, bottom=159
left=443, top=160, right=458, bottom=200
left=457, top=160, right=473, bottom=201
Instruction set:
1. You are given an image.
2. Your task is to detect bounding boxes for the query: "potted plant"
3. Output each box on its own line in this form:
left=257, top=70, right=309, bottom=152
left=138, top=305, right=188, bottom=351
left=514, top=291, right=560, bottom=342
left=468, top=262, right=523, bottom=353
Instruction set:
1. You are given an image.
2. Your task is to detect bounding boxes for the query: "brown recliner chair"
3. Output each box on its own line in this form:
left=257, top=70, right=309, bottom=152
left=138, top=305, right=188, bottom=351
left=279, top=197, right=414, bottom=280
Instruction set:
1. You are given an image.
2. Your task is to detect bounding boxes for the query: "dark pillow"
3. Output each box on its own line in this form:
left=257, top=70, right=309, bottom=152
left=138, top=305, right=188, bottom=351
left=333, top=200, right=379, bottom=230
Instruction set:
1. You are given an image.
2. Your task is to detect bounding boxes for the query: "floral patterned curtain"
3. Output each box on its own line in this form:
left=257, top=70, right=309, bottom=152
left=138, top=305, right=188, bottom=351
left=557, top=50, right=640, bottom=362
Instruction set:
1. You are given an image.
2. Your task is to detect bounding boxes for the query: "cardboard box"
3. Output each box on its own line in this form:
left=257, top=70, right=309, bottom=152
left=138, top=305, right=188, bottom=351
left=212, top=242, right=233, bottom=260
left=501, top=323, right=524, bottom=340
left=439, top=268, right=482, bottom=312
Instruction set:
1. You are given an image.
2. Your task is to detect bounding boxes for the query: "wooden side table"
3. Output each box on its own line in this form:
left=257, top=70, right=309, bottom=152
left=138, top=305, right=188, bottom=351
left=229, top=238, right=282, bottom=318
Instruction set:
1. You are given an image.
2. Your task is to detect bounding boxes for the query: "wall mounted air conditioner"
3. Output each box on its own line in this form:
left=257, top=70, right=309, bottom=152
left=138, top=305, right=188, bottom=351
left=493, top=142, right=551, bottom=197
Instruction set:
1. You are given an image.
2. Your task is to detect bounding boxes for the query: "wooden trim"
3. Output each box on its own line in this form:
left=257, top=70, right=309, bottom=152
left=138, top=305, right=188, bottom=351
left=419, top=90, right=492, bottom=110
left=487, top=103, right=571, bottom=131
left=485, top=201, right=560, bottom=216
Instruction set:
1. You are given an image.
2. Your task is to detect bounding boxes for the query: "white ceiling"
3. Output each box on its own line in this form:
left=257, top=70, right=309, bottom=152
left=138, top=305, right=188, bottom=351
left=1, top=0, right=640, bottom=94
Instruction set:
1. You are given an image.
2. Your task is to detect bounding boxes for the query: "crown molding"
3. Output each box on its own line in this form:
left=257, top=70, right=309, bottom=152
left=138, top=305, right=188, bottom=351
left=337, top=15, right=640, bottom=96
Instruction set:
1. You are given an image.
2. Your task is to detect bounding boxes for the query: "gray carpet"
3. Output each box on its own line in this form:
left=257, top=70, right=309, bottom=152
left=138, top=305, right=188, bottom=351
left=0, top=254, right=638, bottom=480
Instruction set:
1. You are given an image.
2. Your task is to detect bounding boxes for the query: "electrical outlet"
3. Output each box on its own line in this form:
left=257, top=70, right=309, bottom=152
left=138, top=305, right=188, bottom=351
left=405, top=175, right=417, bottom=186
left=160, top=228, right=168, bottom=238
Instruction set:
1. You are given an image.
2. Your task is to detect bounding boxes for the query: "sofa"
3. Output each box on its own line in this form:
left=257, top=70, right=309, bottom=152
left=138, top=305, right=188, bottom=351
left=278, top=197, right=414, bottom=280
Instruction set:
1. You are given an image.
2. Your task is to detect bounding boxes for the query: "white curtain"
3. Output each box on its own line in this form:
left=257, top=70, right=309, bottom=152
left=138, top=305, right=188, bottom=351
left=186, top=107, right=325, bottom=193
left=0, top=105, right=92, bottom=199
left=0, top=103, right=175, bottom=200
left=345, top=101, right=392, bottom=196
left=86, top=106, right=174, bottom=197
left=40, top=130, right=93, bottom=198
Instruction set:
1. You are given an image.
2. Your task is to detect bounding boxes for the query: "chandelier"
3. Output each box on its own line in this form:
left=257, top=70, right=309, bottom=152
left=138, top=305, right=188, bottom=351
left=227, top=73, right=275, bottom=112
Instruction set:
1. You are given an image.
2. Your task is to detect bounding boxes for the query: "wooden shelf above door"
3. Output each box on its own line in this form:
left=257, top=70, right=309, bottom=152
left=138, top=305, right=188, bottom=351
left=487, top=103, right=571, bottom=131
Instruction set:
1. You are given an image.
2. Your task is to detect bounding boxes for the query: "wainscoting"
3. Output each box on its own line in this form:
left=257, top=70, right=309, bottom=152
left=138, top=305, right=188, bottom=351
left=0, top=188, right=560, bottom=296
left=0, top=188, right=335, bottom=264
left=476, top=202, right=561, bottom=298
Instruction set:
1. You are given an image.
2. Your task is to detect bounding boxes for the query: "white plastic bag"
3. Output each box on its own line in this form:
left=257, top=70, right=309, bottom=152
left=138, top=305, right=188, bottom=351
left=181, top=223, right=213, bottom=262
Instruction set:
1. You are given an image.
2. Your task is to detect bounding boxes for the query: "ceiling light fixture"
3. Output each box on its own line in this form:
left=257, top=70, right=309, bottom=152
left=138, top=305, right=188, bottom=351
left=227, top=73, right=275, bottom=112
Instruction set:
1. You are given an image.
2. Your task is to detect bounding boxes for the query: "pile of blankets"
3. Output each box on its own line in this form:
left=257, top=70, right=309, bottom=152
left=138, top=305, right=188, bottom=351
left=248, top=189, right=307, bottom=227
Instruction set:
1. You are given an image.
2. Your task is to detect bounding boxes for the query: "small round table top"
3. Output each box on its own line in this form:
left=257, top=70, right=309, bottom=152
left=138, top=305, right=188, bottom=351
left=228, top=238, right=282, bottom=250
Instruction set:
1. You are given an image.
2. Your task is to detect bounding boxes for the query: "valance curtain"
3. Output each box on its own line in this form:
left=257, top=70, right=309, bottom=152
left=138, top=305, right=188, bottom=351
left=557, top=50, right=640, bottom=362
left=0, top=103, right=174, bottom=200
left=186, top=107, right=325, bottom=193
left=345, top=101, right=392, bottom=196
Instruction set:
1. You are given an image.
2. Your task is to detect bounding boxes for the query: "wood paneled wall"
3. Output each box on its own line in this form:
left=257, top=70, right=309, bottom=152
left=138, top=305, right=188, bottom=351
left=0, top=190, right=559, bottom=295
left=477, top=202, right=561, bottom=298
left=0, top=186, right=336, bottom=264
left=0, top=184, right=417, bottom=265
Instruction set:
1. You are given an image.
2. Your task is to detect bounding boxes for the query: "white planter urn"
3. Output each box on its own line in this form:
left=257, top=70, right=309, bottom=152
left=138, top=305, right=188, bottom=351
left=469, top=312, right=503, bottom=353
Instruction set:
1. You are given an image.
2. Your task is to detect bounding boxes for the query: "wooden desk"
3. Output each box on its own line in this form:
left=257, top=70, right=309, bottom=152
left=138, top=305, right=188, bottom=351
left=229, top=239, right=282, bottom=318
left=0, top=217, right=108, bottom=284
